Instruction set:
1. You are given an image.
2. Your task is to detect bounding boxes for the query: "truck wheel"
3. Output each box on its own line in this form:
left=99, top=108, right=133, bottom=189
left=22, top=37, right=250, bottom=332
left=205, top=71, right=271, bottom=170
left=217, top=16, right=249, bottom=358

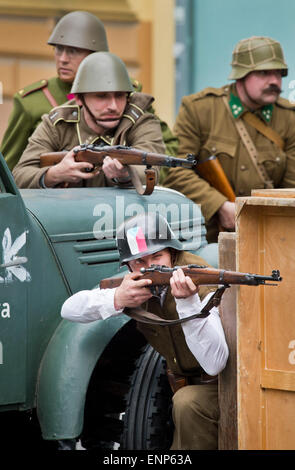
left=120, top=344, right=174, bottom=450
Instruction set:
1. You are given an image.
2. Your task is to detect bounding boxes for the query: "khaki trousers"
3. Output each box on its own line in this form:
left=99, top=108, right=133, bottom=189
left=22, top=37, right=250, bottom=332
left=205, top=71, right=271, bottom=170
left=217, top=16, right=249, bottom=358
left=170, top=383, right=219, bottom=450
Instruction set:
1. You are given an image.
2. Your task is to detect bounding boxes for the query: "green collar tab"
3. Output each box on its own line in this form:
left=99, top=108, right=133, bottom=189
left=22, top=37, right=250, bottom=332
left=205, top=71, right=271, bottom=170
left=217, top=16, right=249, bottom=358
left=228, top=93, right=244, bottom=118
left=260, top=104, right=273, bottom=123
left=228, top=92, right=273, bottom=122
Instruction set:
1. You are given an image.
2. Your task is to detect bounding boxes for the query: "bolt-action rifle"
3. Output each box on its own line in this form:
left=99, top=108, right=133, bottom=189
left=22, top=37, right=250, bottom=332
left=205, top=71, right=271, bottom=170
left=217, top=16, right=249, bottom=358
left=40, top=144, right=196, bottom=196
left=100, top=265, right=282, bottom=326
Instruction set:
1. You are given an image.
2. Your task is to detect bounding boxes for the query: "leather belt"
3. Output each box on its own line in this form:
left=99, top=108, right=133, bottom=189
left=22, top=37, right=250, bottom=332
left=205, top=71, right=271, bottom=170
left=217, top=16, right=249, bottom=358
left=166, top=369, right=218, bottom=394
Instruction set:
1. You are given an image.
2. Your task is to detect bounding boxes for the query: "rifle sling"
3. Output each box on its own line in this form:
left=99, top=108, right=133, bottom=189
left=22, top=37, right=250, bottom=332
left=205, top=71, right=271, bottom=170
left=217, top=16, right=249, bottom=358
left=223, top=96, right=274, bottom=189
left=127, top=166, right=156, bottom=195
left=243, top=111, right=284, bottom=150
left=123, top=286, right=227, bottom=326
left=123, top=306, right=211, bottom=325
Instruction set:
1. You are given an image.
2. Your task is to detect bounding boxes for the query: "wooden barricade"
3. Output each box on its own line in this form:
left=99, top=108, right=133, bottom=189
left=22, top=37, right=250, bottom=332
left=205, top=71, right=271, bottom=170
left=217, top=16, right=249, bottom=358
left=218, top=190, right=295, bottom=449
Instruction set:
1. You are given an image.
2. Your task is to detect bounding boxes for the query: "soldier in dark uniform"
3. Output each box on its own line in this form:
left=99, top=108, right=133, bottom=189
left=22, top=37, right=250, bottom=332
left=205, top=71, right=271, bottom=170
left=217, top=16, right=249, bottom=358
left=1, top=11, right=177, bottom=171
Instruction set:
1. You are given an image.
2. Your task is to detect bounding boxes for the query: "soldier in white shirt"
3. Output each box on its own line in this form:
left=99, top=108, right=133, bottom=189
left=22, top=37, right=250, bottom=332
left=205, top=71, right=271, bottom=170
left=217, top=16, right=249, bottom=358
left=61, top=213, right=229, bottom=449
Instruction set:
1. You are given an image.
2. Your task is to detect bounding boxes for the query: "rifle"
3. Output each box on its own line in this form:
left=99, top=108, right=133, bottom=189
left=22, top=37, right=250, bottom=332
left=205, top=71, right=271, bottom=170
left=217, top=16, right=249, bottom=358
left=100, top=265, right=282, bottom=326
left=194, top=155, right=236, bottom=202
left=40, top=144, right=197, bottom=196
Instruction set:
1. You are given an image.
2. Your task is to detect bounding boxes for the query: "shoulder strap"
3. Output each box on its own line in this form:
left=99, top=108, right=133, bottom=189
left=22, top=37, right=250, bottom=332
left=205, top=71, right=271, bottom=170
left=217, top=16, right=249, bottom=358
left=223, top=96, right=274, bottom=189
left=243, top=111, right=284, bottom=150
left=42, top=86, right=59, bottom=108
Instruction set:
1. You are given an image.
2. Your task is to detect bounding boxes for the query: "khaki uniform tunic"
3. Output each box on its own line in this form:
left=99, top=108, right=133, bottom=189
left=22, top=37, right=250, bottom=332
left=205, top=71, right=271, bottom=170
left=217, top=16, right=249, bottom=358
left=13, top=92, right=165, bottom=189
left=137, top=250, right=219, bottom=450
left=163, top=83, right=295, bottom=241
left=1, top=77, right=178, bottom=171
left=138, top=250, right=216, bottom=376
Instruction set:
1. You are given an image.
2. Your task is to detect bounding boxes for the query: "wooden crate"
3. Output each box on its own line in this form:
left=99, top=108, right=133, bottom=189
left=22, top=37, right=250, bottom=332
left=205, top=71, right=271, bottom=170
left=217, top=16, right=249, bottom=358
left=235, top=194, right=295, bottom=449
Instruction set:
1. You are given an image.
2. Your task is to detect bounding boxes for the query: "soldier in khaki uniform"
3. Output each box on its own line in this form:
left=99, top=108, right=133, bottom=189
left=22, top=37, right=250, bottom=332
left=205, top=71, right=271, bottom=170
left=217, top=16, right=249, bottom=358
left=163, top=36, right=295, bottom=242
left=61, top=213, right=229, bottom=449
left=13, top=52, right=165, bottom=189
left=1, top=11, right=177, bottom=171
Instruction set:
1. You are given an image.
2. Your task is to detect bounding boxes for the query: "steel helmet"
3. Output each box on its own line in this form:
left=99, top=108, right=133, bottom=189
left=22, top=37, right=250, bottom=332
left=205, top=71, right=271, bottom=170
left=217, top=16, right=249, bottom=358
left=116, top=213, right=183, bottom=266
left=229, top=36, right=288, bottom=80
left=47, top=11, right=109, bottom=52
left=71, top=52, right=134, bottom=93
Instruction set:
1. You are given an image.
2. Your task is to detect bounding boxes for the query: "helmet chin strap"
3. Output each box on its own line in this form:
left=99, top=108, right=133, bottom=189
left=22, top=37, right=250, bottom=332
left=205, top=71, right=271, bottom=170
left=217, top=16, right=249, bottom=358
left=80, top=95, right=101, bottom=127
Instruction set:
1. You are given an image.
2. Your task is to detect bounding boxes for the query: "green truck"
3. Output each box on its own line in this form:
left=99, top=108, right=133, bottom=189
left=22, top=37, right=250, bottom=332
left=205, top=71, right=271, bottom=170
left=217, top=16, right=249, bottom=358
left=0, top=153, right=217, bottom=450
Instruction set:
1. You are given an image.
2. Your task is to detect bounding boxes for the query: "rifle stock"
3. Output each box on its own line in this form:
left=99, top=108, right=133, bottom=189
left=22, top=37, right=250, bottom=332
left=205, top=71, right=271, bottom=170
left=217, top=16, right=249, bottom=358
left=195, top=155, right=236, bottom=202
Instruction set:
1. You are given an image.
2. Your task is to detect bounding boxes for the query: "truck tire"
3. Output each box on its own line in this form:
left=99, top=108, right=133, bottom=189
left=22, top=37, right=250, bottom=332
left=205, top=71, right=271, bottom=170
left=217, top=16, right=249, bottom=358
left=120, top=344, right=174, bottom=450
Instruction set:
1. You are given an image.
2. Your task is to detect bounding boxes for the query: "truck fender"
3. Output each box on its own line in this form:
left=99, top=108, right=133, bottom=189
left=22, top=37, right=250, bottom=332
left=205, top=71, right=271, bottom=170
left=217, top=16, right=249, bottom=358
left=36, top=315, right=130, bottom=440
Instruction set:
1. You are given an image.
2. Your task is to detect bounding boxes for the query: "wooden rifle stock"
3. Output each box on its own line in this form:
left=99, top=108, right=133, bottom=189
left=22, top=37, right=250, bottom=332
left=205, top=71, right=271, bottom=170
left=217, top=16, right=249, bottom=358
left=195, top=155, right=236, bottom=202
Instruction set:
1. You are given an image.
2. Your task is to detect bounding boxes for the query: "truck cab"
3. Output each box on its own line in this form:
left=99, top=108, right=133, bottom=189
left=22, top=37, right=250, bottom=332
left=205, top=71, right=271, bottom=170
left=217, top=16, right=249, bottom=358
left=0, top=153, right=217, bottom=450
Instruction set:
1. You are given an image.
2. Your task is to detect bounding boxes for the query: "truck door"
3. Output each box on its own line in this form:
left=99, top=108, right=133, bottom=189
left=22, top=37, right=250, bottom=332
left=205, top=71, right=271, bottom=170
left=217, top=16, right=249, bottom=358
left=0, top=155, right=30, bottom=406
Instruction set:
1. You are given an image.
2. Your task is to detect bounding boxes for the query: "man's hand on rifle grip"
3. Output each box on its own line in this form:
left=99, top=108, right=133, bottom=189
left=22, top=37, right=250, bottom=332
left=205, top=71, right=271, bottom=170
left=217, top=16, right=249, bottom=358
left=44, top=147, right=95, bottom=187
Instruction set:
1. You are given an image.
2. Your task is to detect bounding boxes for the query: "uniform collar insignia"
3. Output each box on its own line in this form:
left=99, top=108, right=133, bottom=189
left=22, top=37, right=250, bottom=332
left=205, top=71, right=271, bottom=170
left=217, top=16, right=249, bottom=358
left=229, top=92, right=273, bottom=122
left=260, top=104, right=273, bottom=123
left=228, top=93, right=245, bottom=119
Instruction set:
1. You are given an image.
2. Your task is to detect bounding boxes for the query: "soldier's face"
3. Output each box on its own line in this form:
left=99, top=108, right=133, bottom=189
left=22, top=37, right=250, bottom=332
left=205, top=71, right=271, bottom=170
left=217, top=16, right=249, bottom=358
left=128, top=249, right=172, bottom=273
left=54, top=45, right=91, bottom=83
left=242, top=70, right=282, bottom=105
left=79, top=92, right=128, bottom=132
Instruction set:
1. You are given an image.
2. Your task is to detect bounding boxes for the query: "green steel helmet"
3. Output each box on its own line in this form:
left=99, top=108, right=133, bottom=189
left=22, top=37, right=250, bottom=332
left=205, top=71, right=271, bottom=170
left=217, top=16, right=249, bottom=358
left=71, top=52, right=133, bottom=93
left=116, top=213, right=183, bottom=266
left=228, top=36, right=288, bottom=80
left=47, top=11, right=109, bottom=52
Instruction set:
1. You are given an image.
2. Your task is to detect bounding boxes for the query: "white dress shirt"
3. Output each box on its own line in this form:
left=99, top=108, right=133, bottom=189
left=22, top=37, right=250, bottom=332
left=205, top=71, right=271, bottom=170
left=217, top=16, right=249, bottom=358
left=61, top=287, right=229, bottom=376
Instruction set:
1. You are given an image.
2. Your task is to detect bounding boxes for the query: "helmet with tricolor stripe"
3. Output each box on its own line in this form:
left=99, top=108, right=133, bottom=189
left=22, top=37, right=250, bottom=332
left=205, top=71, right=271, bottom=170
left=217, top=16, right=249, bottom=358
left=116, top=213, right=183, bottom=266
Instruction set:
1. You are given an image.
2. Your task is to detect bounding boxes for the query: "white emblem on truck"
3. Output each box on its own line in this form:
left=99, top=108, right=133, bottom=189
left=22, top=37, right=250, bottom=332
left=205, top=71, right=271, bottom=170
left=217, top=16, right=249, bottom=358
left=0, top=228, right=31, bottom=283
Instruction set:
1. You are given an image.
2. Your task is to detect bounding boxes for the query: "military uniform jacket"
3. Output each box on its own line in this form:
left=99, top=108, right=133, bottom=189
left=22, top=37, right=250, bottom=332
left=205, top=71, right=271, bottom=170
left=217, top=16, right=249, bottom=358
left=163, top=84, right=295, bottom=240
left=1, top=76, right=178, bottom=172
left=138, top=251, right=216, bottom=376
left=13, top=92, right=166, bottom=189
left=1, top=77, right=72, bottom=171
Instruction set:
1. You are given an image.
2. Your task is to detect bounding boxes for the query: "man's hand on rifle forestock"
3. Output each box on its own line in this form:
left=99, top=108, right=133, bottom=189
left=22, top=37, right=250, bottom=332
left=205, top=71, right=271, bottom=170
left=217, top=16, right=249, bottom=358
left=44, top=148, right=96, bottom=187
left=114, top=272, right=153, bottom=310
left=170, top=268, right=199, bottom=299
left=102, top=156, right=130, bottom=181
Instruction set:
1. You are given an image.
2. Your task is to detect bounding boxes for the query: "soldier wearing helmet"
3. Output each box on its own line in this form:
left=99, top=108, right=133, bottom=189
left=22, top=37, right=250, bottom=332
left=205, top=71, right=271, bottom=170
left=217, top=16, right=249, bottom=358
left=1, top=11, right=177, bottom=171
left=13, top=52, right=164, bottom=189
left=61, top=213, right=229, bottom=450
left=163, top=36, right=295, bottom=242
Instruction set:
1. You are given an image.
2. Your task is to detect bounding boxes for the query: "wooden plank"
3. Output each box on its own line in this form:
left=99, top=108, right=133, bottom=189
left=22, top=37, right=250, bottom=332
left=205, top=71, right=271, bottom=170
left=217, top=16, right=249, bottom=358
left=261, top=370, right=295, bottom=392
left=218, top=232, right=238, bottom=450
left=0, top=18, right=54, bottom=57
left=0, top=0, right=137, bottom=21
left=252, top=188, right=295, bottom=198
